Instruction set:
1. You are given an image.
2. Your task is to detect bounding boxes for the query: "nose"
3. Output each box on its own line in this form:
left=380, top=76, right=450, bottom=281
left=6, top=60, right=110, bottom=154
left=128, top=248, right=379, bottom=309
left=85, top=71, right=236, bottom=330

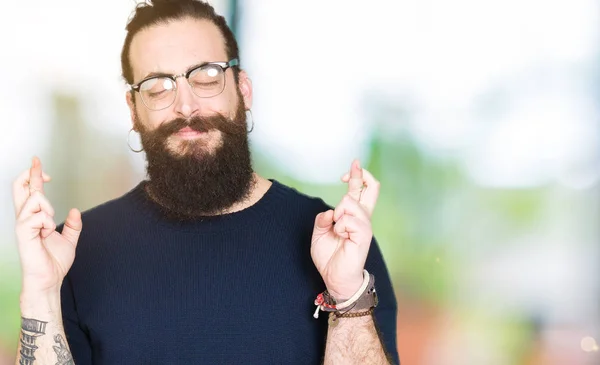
left=172, top=77, right=201, bottom=118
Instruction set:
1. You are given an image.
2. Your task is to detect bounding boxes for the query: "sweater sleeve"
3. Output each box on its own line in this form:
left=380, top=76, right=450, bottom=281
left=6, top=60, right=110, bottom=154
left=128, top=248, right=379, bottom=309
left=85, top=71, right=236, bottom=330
left=366, top=236, right=400, bottom=365
left=60, top=273, right=93, bottom=365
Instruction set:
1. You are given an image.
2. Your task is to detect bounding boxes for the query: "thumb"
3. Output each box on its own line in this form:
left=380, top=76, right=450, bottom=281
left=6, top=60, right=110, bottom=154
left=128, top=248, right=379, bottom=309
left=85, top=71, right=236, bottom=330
left=61, top=208, right=82, bottom=245
left=314, top=209, right=334, bottom=232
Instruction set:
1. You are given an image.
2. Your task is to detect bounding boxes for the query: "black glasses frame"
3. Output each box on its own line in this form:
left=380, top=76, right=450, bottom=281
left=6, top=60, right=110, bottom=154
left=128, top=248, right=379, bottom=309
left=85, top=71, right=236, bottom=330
left=128, top=58, right=239, bottom=110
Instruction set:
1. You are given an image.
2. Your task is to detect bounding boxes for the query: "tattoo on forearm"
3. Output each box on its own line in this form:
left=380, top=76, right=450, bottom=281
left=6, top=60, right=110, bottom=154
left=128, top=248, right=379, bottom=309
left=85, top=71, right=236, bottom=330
left=19, top=317, right=48, bottom=365
left=53, top=334, right=75, bottom=365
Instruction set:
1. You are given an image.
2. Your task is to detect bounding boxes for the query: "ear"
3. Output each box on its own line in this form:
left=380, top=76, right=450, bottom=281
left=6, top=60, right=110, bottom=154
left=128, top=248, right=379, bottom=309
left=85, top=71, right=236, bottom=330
left=126, top=91, right=138, bottom=131
left=237, top=70, right=253, bottom=111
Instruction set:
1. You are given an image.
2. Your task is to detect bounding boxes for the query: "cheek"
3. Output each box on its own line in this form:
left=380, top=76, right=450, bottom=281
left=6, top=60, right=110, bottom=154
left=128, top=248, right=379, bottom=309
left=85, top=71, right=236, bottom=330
left=221, top=87, right=243, bottom=116
left=201, top=95, right=237, bottom=118
left=136, top=105, right=170, bottom=131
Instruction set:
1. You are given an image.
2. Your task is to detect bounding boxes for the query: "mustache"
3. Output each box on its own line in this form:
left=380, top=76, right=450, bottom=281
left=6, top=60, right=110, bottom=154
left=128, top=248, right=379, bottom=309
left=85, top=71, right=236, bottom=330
left=153, top=113, right=245, bottom=138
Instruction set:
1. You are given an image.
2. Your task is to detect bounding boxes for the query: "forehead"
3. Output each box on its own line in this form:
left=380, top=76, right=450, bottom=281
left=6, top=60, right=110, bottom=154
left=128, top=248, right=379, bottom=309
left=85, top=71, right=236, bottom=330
left=129, top=17, right=228, bottom=81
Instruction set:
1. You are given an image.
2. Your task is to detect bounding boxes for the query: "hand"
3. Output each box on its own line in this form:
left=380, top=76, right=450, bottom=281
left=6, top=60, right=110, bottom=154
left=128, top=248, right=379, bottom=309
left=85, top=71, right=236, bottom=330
left=13, top=157, right=83, bottom=295
left=311, top=159, right=380, bottom=300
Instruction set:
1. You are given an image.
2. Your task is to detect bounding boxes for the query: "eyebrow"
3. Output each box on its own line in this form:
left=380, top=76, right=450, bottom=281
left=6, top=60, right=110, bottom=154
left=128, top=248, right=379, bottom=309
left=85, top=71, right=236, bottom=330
left=139, top=62, right=211, bottom=82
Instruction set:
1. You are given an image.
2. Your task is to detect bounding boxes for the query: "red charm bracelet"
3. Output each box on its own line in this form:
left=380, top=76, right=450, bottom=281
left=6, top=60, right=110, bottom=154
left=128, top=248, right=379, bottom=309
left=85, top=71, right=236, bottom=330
left=313, top=292, right=337, bottom=319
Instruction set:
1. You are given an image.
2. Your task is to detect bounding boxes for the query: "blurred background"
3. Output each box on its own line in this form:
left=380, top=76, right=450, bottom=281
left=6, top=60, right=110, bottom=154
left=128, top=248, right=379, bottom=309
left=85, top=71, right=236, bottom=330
left=1, top=0, right=599, bottom=364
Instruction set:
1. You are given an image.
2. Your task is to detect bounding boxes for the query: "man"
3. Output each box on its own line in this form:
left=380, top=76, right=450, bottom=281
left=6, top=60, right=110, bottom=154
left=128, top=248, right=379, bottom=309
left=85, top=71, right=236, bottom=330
left=12, top=0, right=399, bottom=364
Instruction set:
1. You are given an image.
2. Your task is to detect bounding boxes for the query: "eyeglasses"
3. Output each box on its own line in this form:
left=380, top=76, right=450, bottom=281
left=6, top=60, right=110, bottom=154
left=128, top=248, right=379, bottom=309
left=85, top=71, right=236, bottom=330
left=129, top=59, right=239, bottom=111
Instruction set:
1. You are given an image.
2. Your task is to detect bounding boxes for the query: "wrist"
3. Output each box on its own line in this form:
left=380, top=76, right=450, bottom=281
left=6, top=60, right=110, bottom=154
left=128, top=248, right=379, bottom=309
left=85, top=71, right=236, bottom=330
left=314, top=271, right=378, bottom=325
left=21, top=278, right=63, bottom=298
left=326, top=276, right=364, bottom=301
left=20, top=289, right=62, bottom=315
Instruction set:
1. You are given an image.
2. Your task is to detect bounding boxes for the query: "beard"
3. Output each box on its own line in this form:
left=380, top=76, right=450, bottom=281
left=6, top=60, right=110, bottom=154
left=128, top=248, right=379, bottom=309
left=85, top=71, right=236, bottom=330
left=134, top=99, right=254, bottom=221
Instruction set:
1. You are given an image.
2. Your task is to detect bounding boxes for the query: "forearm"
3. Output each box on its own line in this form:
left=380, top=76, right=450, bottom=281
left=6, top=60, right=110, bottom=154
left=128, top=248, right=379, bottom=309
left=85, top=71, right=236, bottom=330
left=16, top=291, right=74, bottom=365
left=324, top=314, right=390, bottom=365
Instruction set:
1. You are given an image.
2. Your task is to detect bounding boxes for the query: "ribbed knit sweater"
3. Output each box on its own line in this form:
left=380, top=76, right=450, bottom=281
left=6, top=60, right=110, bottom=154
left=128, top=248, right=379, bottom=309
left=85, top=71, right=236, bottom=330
left=60, top=180, right=399, bottom=364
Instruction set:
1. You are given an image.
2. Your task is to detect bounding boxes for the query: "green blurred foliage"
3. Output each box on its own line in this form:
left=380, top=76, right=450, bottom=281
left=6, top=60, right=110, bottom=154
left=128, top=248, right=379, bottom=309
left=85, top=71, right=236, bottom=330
left=0, top=258, right=21, bottom=352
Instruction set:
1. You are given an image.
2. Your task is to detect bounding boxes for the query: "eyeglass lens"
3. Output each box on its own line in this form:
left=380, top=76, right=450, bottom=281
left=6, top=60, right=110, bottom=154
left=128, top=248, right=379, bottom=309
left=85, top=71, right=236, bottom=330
left=139, top=64, right=226, bottom=110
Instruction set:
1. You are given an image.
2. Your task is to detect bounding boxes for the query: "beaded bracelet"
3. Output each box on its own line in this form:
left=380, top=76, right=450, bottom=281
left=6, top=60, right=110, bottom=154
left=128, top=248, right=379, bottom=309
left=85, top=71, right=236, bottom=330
left=328, top=307, right=374, bottom=327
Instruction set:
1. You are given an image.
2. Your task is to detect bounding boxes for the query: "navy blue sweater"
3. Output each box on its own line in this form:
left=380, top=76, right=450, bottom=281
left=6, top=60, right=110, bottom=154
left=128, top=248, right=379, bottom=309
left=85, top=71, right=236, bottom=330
left=60, top=180, right=399, bottom=364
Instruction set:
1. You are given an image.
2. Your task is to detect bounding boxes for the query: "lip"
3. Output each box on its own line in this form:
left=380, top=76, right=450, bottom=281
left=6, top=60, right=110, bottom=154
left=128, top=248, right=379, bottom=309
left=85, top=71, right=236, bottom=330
left=176, top=127, right=204, bottom=139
